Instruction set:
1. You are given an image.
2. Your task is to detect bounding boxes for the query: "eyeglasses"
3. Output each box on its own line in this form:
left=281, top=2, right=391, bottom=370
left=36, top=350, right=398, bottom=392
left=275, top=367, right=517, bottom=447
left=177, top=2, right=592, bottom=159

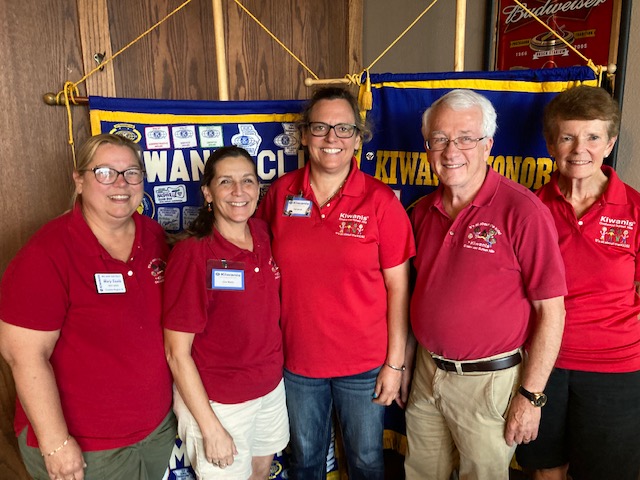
left=81, top=166, right=146, bottom=185
left=425, top=136, right=486, bottom=151
left=307, top=122, right=358, bottom=139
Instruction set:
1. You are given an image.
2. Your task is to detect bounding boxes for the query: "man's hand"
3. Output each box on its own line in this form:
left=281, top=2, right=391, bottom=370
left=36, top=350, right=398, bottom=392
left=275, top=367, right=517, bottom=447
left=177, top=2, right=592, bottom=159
left=504, top=392, right=541, bottom=446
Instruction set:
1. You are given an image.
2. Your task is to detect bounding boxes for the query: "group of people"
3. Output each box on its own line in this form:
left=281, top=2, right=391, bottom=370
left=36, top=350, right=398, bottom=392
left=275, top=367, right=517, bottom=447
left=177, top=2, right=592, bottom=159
left=0, top=83, right=638, bottom=480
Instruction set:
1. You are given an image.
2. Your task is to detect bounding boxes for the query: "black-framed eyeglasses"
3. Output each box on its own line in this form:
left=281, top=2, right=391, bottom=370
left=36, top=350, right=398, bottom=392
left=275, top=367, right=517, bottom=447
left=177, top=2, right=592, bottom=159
left=425, top=136, right=486, bottom=151
left=306, top=122, right=358, bottom=139
left=81, top=166, right=146, bottom=185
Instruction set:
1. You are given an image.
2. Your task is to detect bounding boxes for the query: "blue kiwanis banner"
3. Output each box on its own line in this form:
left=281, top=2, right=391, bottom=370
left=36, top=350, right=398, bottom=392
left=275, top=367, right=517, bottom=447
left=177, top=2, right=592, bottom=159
left=358, top=66, right=598, bottom=209
left=90, top=66, right=598, bottom=223
left=90, top=96, right=306, bottom=232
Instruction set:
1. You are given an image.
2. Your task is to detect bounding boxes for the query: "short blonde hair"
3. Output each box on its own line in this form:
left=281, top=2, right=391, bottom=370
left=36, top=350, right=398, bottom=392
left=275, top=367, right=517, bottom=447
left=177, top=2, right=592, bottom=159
left=72, top=134, right=143, bottom=205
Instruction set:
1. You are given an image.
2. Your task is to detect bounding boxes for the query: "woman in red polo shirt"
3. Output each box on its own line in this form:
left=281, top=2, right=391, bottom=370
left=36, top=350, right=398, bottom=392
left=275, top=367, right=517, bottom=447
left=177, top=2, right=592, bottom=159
left=256, top=87, right=415, bottom=480
left=163, top=146, right=288, bottom=479
left=0, top=134, right=176, bottom=480
left=516, top=86, right=640, bottom=480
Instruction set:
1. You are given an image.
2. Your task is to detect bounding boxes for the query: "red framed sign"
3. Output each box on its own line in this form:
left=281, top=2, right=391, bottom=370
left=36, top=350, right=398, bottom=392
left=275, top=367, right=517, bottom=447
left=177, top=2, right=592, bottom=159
left=495, top=0, right=616, bottom=70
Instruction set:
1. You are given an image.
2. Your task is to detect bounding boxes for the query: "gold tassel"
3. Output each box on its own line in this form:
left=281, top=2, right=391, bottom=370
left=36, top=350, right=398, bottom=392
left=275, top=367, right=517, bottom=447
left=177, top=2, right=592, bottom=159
left=362, top=70, right=372, bottom=111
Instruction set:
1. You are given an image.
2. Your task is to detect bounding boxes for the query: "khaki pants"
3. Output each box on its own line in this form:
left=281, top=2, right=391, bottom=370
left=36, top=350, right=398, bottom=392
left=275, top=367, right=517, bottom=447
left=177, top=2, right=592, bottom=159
left=405, top=346, right=521, bottom=480
left=19, top=411, right=177, bottom=480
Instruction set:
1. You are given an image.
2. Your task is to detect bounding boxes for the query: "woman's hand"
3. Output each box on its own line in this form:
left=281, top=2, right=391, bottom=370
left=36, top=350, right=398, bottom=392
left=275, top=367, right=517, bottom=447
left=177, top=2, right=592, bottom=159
left=43, top=435, right=85, bottom=480
left=373, top=365, right=403, bottom=406
left=202, top=427, right=238, bottom=469
left=0, top=322, right=84, bottom=480
left=165, top=329, right=238, bottom=469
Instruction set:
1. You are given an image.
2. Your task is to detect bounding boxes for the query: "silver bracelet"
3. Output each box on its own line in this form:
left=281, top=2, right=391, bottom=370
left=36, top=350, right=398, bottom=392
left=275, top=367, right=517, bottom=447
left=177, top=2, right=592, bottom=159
left=42, top=435, right=71, bottom=457
left=385, top=362, right=406, bottom=372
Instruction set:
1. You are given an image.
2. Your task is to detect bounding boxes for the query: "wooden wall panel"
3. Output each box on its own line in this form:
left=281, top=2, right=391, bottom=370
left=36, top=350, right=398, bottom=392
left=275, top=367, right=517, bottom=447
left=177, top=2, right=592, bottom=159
left=226, top=0, right=356, bottom=100
left=78, top=0, right=117, bottom=97
left=0, top=0, right=88, bottom=477
left=107, top=0, right=219, bottom=100
left=0, top=0, right=362, bottom=476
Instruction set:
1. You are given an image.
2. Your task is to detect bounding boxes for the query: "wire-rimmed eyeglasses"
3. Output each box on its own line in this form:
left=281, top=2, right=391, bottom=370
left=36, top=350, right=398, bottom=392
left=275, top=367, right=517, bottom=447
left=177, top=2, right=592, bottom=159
left=306, top=122, right=358, bottom=139
left=81, top=166, right=146, bottom=185
left=425, top=136, right=486, bottom=151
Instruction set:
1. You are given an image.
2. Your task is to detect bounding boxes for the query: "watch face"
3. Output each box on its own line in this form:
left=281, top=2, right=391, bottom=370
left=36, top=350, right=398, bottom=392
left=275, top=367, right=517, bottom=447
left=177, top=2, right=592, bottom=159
left=533, top=393, right=547, bottom=407
left=518, top=385, right=547, bottom=407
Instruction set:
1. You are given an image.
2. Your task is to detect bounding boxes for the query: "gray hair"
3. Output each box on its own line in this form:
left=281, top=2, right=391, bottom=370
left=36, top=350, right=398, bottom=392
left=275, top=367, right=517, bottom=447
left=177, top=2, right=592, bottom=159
left=422, top=89, right=497, bottom=139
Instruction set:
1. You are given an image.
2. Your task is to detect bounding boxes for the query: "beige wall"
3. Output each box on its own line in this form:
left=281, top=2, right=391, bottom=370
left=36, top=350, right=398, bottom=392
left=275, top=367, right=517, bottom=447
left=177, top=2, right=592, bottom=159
left=364, top=1, right=640, bottom=189
left=363, top=0, right=487, bottom=73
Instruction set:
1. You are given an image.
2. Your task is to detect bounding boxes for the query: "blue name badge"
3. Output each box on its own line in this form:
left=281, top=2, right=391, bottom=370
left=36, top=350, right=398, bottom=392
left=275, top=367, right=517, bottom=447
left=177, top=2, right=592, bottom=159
left=207, top=259, right=245, bottom=290
left=284, top=196, right=312, bottom=217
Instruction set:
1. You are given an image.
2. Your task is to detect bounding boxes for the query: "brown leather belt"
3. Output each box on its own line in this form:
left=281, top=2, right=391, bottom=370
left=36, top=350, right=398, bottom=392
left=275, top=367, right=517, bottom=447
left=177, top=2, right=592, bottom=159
left=433, top=351, right=522, bottom=373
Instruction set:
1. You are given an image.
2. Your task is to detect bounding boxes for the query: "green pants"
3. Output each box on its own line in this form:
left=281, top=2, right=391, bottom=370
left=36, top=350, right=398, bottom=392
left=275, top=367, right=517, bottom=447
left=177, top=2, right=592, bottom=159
left=19, top=411, right=177, bottom=480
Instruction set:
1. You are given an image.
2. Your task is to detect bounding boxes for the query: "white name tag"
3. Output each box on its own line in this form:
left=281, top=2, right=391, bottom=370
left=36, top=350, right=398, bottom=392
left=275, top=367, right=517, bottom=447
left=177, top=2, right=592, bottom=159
left=94, top=273, right=126, bottom=294
left=211, top=269, right=245, bottom=290
left=284, top=197, right=312, bottom=217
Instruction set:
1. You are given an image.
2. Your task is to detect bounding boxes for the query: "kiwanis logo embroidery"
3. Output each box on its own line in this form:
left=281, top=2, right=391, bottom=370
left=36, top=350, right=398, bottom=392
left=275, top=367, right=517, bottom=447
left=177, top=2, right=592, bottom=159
left=464, top=222, right=502, bottom=254
left=596, top=215, right=634, bottom=249
left=148, top=258, right=167, bottom=284
left=269, top=256, right=281, bottom=280
left=336, top=212, right=369, bottom=239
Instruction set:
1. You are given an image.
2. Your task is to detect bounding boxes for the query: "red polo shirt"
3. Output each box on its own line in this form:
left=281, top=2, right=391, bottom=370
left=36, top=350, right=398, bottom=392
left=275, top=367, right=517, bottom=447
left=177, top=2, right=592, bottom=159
left=537, top=166, right=640, bottom=373
left=0, top=203, right=172, bottom=450
left=163, top=218, right=283, bottom=403
left=256, top=158, right=415, bottom=378
left=410, top=167, right=567, bottom=360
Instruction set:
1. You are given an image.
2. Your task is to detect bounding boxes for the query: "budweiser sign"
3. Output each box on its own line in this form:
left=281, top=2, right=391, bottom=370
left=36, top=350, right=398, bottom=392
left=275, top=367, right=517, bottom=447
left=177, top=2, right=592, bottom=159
left=495, top=0, right=614, bottom=70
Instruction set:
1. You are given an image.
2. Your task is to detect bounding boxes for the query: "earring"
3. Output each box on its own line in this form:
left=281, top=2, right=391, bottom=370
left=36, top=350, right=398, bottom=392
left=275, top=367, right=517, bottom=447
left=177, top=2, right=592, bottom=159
left=207, top=202, right=213, bottom=212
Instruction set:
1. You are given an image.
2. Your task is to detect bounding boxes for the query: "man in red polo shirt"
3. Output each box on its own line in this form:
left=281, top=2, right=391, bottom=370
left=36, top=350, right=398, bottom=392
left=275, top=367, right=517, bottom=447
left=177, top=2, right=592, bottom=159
left=404, top=89, right=567, bottom=480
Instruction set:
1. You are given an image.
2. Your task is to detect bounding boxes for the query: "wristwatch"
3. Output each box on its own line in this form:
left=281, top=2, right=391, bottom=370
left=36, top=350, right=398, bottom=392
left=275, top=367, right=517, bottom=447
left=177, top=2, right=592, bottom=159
left=518, top=385, right=547, bottom=407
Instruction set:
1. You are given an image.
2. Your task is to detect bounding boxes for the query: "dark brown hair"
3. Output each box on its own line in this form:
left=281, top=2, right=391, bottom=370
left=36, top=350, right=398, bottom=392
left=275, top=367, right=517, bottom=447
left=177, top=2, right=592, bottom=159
left=185, top=146, right=257, bottom=239
left=299, top=87, right=372, bottom=142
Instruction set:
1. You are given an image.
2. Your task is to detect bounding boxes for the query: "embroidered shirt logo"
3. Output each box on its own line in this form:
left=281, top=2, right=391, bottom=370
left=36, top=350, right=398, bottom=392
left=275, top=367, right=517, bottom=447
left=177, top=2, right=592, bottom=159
left=269, top=256, right=281, bottom=280
left=596, top=216, right=634, bottom=249
left=336, top=212, right=369, bottom=239
left=464, top=222, right=502, bottom=254
left=148, top=258, right=167, bottom=284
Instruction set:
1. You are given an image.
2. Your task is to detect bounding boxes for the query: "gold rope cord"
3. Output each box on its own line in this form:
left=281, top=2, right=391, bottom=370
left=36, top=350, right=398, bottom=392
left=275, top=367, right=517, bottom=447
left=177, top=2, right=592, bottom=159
left=512, top=0, right=602, bottom=82
left=365, top=0, right=440, bottom=72
left=56, top=0, right=195, bottom=157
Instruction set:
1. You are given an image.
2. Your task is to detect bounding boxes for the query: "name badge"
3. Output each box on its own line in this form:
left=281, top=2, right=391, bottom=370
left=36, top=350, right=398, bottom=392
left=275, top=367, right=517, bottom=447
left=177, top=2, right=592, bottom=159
left=94, top=273, right=126, bottom=294
left=207, top=259, right=245, bottom=290
left=284, top=196, right=312, bottom=217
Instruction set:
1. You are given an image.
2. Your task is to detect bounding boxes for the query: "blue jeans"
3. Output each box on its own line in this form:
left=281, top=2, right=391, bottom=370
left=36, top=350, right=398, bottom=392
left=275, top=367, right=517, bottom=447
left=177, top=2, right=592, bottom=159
left=284, top=367, right=385, bottom=480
